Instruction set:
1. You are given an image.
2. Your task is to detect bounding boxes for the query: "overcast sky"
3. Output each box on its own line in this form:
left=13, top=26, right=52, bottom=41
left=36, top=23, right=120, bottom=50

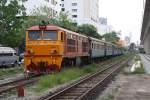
left=99, top=0, right=144, bottom=43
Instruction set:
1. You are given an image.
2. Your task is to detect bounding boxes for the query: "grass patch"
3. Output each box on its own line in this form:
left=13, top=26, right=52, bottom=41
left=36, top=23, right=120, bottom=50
left=34, top=67, right=85, bottom=92
left=101, top=88, right=118, bottom=100
left=123, top=54, right=145, bottom=74
left=131, top=63, right=145, bottom=74
left=0, top=66, right=23, bottom=79
left=33, top=64, right=99, bottom=92
left=32, top=55, right=131, bottom=93
left=134, top=55, right=141, bottom=61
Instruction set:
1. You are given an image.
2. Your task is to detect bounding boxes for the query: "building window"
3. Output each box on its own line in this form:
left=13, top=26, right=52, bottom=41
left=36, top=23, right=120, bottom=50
left=61, top=8, right=65, bottom=11
left=72, top=3, right=77, bottom=6
left=62, top=4, right=64, bottom=7
left=61, top=0, right=64, bottom=1
left=72, top=15, right=77, bottom=18
left=51, top=0, right=57, bottom=5
left=45, top=0, right=49, bottom=2
left=72, top=9, right=77, bottom=12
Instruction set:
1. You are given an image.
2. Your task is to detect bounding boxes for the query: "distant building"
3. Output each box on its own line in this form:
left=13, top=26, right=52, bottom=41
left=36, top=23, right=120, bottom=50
left=116, top=40, right=125, bottom=47
left=98, top=17, right=113, bottom=35
left=99, top=17, right=107, bottom=25
left=124, top=36, right=131, bottom=46
left=61, top=0, right=100, bottom=33
left=24, top=0, right=61, bottom=17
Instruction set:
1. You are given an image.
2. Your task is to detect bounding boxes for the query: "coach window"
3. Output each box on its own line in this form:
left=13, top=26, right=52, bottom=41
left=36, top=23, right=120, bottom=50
left=28, top=31, right=42, bottom=40
left=43, top=31, right=57, bottom=40
left=61, top=32, right=64, bottom=42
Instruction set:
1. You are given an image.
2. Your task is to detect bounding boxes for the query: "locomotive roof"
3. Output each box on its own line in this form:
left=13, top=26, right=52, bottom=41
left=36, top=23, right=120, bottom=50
left=27, top=25, right=88, bottom=38
left=0, top=47, right=16, bottom=53
left=27, top=25, right=118, bottom=47
left=27, top=25, right=59, bottom=31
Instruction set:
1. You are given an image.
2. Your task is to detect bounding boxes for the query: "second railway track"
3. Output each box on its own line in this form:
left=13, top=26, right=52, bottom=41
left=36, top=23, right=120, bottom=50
left=39, top=58, right=130, bottom=100
left=0, top=57, right=118, bottom=96
left=0, top=75, right=40, bottom=96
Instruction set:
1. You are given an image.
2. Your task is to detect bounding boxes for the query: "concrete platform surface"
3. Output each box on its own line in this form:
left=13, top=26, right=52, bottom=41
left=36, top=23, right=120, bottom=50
left=139, top=54, right=150, bottom=74
left=115, top=75, right=150, bottom=100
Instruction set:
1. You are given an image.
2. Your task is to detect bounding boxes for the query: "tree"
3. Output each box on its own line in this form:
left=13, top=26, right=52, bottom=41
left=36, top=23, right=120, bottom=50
left=77, top=24, right=101, bottom=39
left=102, top=31, right=120, bottom=44
left=55, top=12, right=77, bottom=32
left=0, top=0, right=27, bottom=47
left=31, top=6, right=78, bottom=32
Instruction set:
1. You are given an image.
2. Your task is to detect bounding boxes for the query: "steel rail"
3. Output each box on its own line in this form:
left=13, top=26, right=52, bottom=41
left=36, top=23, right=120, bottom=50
left=40, top=57, right=130, bottom=100
left=0, top=75, right=40, bottom=95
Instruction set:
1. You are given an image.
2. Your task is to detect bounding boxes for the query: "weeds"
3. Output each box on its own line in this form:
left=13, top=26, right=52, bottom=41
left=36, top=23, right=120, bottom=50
left=0, top=67, right=23, bottom=79
left=34, top=68, right=85, bottom=92
left=131, top=63, right=145, bottom=74
left=32, top=55, right=130, bottom=93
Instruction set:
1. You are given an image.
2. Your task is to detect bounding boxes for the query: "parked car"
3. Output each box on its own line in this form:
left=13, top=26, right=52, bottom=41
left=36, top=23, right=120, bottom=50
left=0, top=47, right=19, bottom=67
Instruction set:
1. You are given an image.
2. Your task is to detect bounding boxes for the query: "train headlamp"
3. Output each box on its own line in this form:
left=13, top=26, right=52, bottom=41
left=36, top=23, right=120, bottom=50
left=28, top=49, right=34, bottom=54
left=51, top=49, right=57, bottom=54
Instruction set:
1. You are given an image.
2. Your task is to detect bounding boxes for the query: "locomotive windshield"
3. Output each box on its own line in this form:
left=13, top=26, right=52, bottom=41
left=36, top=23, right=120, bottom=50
left=28, top=31, right=42, bottom=40
left=43, top=31, right=57, bottom=40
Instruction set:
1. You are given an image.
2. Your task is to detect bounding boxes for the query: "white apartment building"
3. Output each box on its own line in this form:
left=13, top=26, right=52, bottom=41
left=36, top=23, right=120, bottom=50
left=24, top=0, right=61, bottom=17
left=99, top=17, right=113, bottom=35
left=61, top=0, right=100, bottom=33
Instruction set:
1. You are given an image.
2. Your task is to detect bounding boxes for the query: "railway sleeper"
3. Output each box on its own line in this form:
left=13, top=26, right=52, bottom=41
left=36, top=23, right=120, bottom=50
left=55, top=95, right=78, bottom=100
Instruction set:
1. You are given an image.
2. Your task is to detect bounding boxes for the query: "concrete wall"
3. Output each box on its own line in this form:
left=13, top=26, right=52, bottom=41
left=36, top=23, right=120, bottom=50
left=143, top=27, right=150, bottom=54
left=142, top=13, right=150, bottom=54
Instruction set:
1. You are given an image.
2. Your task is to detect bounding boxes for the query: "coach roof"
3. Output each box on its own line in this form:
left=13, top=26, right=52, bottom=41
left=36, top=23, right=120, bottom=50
left=0, top=47, right=16, bottom=54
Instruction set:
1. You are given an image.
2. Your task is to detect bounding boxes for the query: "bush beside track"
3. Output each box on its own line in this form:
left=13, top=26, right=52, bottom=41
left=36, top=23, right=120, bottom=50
left=0, top=66, right=23, bottom=79
left=30, top=55, right=131, bottom=93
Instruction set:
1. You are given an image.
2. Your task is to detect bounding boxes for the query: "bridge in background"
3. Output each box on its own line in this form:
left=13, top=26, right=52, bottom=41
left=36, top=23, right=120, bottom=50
left=141, top=0, right=150, bottom=54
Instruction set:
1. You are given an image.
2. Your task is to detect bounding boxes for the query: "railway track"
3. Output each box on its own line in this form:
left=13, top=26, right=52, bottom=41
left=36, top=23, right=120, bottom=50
left=0, top=57, right=116, bottom=96
left=0, top=75, right=39, bottom=96
left=39, top=58, right=130, bottom=100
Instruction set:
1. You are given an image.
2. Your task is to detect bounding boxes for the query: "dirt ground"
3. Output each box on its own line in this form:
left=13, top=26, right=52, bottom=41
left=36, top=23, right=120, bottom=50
left=97, top=74, right=150, bottom=100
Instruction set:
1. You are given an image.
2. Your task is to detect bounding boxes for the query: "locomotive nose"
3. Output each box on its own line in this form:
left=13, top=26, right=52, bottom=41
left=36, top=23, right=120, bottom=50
left=24, top=43, right=63, bottom=74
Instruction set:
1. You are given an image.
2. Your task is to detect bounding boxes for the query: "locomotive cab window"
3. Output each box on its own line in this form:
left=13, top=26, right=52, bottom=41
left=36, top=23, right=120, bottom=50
left=28, top=31, right=42, bottom=40
left=43, top=31, right=57, bottom=40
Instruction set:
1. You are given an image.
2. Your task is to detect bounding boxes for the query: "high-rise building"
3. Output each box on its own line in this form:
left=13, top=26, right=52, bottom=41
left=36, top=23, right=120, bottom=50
left=24, top=0, right=61, bottom=17
left=61, top=0, right=100, bottom=33
left=98, top=17, right=113, bottom=35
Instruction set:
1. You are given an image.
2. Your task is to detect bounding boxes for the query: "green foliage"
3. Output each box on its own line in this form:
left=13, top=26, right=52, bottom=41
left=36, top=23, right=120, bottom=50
left=131, top=65, right=145, bottom=74
left=30, top=6, right=78, bottom=32
left=32, top=55, right=129, bottom=93
left=77, top=24, right=102, bottom=39
left=34, top=68, right=85, bottom=92
left=54, top=12, right=78, bottom=32
left=29, top=6, right=100, bottom=39
left=0, top=67, right=23, bottom=79
left=0, top=0, right=27, bottom=47
left=102, top=31, right=120, bottom=44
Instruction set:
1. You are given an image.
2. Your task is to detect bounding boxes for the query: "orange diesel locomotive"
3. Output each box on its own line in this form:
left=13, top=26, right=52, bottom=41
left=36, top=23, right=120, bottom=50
left=24, top=25, right=89, bottom=74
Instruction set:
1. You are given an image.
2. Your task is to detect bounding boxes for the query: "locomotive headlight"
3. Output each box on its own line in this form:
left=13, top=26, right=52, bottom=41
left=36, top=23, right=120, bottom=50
left=51, top=49, right=57, bottom=54
left=28, top=49, right=34, bottom=54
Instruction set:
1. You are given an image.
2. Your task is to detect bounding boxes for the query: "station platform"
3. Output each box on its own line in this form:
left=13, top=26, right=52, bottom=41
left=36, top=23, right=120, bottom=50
left=139, top=54, right=150, bottom=74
